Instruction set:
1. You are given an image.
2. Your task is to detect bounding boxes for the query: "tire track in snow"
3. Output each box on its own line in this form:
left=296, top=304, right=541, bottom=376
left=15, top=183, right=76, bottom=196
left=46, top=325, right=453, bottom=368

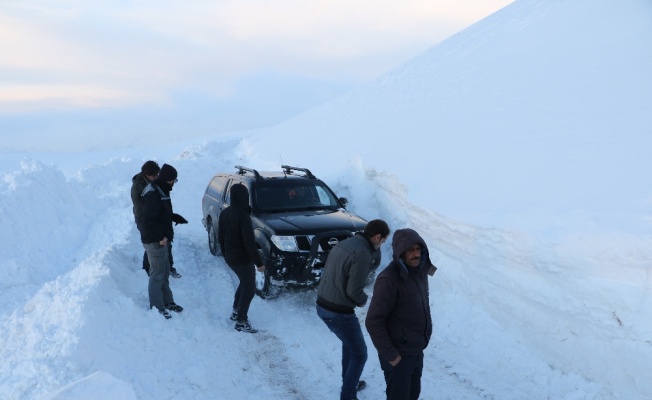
left=181, top=233, right=311, bottom=399
left=243, top=331, right=311, bottom=400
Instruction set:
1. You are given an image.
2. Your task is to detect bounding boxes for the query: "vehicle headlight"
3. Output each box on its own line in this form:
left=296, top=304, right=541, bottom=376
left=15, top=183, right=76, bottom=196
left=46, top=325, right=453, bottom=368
left=271, top=235, right=298, bottom=252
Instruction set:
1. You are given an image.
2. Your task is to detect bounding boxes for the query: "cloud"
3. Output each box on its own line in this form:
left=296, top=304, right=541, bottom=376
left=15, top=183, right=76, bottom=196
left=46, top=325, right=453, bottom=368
left=0, top=0, right=512, bottom=113
left=0, top=70, right=356, bottom=152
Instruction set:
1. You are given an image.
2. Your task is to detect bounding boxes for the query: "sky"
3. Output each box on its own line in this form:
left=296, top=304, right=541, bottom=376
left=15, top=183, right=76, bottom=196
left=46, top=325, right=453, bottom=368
left=1, top=0, right=652, bottom=399
left=0, top=0, right=512, bottom=152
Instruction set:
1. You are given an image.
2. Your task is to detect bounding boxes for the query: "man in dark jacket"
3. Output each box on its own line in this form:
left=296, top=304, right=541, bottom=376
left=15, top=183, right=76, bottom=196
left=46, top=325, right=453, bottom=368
left=131, top=161, right=186, bottom=278
left=218, top=184, right=265, bottom=333
left=131, top=160, right=159, bottom=275
left=316, top=219, right=390, bottom=400
left=365, top=228, right=437, bottom=400
left=140, top=163, right=184, bottom=319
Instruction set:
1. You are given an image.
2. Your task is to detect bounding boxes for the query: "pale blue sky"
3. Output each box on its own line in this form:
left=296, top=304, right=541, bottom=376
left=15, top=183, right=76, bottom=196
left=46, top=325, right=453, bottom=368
left=0, top=0, right=512, bottom=151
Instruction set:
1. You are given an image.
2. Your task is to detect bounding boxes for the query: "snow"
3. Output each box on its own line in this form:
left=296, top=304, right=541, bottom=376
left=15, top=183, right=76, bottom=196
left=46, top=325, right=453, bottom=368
left=1, top=0, right=651, bottom=399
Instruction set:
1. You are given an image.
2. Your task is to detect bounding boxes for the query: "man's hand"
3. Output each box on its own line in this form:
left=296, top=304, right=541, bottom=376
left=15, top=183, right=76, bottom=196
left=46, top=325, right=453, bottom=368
left=389, top=355, right=401, bottom=367
left=159, top=237, right=168, bottom=247
left=256, top=264, right=266, bottom=272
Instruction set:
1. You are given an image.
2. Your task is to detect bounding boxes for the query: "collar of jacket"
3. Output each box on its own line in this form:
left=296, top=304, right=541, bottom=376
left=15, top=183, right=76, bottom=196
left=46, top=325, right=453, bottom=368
left=356, top=232, right=375, bottom=252
left=153, top=179, right=172, bottom=195
left=142, top=182, right=171, bottom=200
left=233, top=203, right=253, bottom=214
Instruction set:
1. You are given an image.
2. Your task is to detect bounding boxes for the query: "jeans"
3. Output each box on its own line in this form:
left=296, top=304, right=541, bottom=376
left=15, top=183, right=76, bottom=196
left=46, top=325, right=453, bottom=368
left=143, top=243, right=174, bottom=311
left=379, top=352, right=423, bottom=400
left=229, top=262, right=256, bottom=322
left=316, top=304, right=368, bottom=400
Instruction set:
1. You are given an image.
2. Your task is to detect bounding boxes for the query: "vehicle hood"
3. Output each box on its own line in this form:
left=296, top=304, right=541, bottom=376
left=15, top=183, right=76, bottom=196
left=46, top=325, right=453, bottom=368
left=254, top=209, right=366, bottom=235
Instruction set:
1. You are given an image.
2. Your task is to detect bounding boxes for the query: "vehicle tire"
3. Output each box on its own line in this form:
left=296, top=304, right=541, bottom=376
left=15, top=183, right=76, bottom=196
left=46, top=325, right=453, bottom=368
left=207, top=220, right=220, bottom=256
left=254, top=249, right=271, bottom=299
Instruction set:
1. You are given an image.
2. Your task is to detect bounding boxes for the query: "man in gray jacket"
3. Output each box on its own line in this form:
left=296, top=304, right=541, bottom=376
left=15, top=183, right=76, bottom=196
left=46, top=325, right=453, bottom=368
left=316, top=219, right=390, bottom=400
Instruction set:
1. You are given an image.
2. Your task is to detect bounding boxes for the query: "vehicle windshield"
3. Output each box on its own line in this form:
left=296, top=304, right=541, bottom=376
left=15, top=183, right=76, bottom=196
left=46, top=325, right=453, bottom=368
left=253, top=181, right=341, bottom=212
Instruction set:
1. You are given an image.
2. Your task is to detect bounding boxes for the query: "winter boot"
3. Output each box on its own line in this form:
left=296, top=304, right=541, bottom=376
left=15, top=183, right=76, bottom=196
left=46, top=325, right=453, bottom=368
left=165, top=302, right=183, bottom=313
left=235, top=319, right=258, bottom=333
left=230, top=308, right=239, bottom=321
left=170, top=267, right=182, bottom=278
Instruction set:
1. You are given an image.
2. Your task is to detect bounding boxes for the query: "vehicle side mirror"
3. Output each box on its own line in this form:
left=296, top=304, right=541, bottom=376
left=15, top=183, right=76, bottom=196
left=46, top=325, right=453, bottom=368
left=339, top=197, right=348, bottom=207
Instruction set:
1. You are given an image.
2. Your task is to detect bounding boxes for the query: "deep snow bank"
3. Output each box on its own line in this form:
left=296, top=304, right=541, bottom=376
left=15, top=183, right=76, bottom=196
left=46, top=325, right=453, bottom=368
left=1, top=135, right=651, bottom=399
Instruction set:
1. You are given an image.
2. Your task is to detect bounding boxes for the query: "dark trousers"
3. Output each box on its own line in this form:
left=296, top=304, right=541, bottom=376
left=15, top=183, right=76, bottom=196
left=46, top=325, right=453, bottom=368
left=143, top=243, right=173, bottom=274
left=379, top=352, right=423, bottom=400
left=229, top=262, right=256, bottom=322
left=316, top=304, right=367, bottom=400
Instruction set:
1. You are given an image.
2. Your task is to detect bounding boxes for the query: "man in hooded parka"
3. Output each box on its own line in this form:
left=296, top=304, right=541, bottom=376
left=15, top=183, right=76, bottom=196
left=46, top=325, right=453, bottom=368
left=218, top=183, right=265, bottom=333
left=365, top=228, right=437, bottom=400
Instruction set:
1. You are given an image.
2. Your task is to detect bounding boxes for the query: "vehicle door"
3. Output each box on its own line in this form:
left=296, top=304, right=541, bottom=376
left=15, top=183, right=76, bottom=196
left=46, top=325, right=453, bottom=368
left=203, top=175, right=229, bottom=222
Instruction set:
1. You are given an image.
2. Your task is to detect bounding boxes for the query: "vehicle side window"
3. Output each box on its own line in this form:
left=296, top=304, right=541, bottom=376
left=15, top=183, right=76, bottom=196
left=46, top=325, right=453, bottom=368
left=208, top=176, right=228, bottom=200
left=223, top=179, right=234, bottom=205
left=224, top=179, right=250, bottom=206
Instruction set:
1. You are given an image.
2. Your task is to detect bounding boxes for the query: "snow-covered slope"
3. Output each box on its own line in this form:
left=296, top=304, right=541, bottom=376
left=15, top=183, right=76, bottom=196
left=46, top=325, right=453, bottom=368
left=252, top=0, right=652, bottom=240
left=1, top=0, right=651, bottom=399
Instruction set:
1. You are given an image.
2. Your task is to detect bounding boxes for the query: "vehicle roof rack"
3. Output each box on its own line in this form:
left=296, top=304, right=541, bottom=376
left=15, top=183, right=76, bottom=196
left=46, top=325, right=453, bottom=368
left=281, top=165, right=316, bottom=179
left=235, top=165, right=261, bottom=179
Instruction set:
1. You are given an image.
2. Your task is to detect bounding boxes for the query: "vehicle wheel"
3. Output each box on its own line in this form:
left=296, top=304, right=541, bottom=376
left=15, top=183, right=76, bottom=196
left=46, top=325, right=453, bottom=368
left=207, top=220, right=220, bottom=256
left=255, top=249, right=271, bottom=299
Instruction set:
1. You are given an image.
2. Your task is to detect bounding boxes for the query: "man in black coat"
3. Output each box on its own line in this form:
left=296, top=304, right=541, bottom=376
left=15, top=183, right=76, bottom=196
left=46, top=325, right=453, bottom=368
left=131, top=160, right=186, bottom=277
left=218, top=184, right=265, bottom=333
left=140, top=163, right=184, bottom=319
left=131, top=160, right=159, bottom=275
left=365, top=228, right=437, bottom=400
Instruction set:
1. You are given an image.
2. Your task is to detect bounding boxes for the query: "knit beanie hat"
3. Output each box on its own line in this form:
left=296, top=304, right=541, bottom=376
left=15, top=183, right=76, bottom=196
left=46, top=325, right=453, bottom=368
left=158, top=164, right=178, bottom=182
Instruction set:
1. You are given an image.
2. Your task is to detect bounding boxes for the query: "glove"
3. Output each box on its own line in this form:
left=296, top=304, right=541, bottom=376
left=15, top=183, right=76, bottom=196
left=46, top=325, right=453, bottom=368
left=172, top=213, right=188, bottom=225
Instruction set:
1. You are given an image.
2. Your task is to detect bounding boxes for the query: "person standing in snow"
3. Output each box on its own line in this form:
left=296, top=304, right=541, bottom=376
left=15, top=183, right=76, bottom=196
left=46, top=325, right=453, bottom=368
left=365, top=228, right=437, bottom=400
left=131, top=160, right=186, bottom=278
left=131, top=160, right=159, bottom=274
left=139, top=163, right=184, bottom=319
left=316, top=219, right=390, bottom=400
left=218, top=183, right=265, bottom=333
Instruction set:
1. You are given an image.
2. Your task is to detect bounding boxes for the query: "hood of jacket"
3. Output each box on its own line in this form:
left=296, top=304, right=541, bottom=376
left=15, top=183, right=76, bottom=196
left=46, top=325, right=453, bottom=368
left=230, top=184, right=251, bottom=212
left=391, top=228, right=432, bottom=272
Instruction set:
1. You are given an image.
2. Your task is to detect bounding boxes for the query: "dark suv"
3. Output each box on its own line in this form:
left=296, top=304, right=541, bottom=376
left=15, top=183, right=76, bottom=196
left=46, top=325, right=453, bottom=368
left=201, top=165, right=377, bottom=298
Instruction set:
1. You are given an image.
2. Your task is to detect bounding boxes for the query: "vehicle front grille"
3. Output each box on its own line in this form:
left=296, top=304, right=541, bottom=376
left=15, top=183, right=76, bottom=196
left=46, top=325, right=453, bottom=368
left=295, top=233, right=353, bottom=252
left=296, top=236, right=311, bottom=251
left=318, top=234, right=351, bottom=251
